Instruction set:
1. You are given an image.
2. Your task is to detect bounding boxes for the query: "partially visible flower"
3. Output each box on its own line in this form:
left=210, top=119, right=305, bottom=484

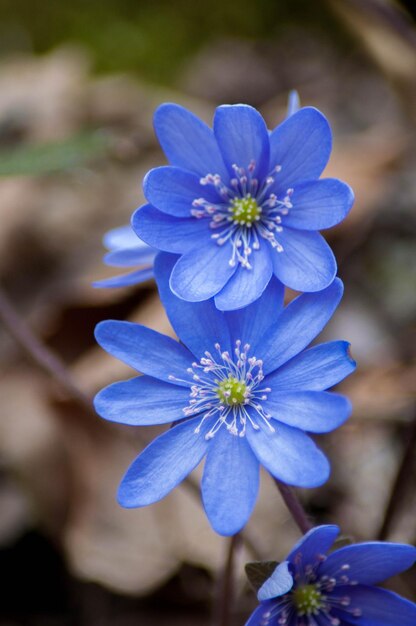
left=93, top=224, right=156, bottom=288
left=246, top=525, right=416, bottom=626
left=94, top=252, right=355, bottom=536
left=286, top=90, right=301, bottom=117
left=133, top=100, right=354, bottom=310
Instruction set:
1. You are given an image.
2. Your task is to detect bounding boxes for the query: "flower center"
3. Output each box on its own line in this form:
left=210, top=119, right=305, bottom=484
left=217, top=376, right=248, bottom=405
left=193, top=162, right=293, bottom=269
left=293, top=585, right=324, bottom=616
left=169, top=341, right=275, bottom=439
left=230, top=194, right=261, bottom=226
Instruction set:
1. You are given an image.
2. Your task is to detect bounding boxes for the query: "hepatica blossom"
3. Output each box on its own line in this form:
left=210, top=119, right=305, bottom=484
left=132, top=102, right=354, bottom=310
left=246, top=525, right=416, bottom=626
left=93, top=224, right=156, bottom=288
left=94, top=253, right=355, bottom=535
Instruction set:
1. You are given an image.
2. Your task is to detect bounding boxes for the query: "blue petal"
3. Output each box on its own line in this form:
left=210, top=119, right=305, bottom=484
left=213, top=104, right=270, bottom=180
left=282, top=179, right=354, bottom=230
left=319, top=542, right=416, bottom=586
left=214, top=245, right=273, bottom=311
left=170, top=238, right=237, bottom=302
left=286, top=525, right=340, bottom=572
left=334, top=585, right=416, bottom=626
left=154, top=252, right=232, bottom=356
left=244, top=600, right=278, bottom=626
left=266, top=341, right=356, bottom=391
left=257, top=561, right=294, bottom=601
left=225, top=276, right=284, bottom=348
left=104, top=247, right=156, bottom=267
left=269, top=107, right=332, bottom=190
left=144, top=166, right=219, bottom=217
left=118, top=417, right=209, bottom=507
left=286, top=90, right=301, bottom=118
left=103, top=224, right=144, bottom=250
left=258, top=278, right=344, bottom=375
left=201, top=428, right=259, bottom=535
left=132, top=204, right=209, bottom=253
left=153, top=103, right=228, bottom=179
left=94, top=375, right=189, bottom=425
left=246, top=418, right=330, bottom=487
left=95, top=320, right=193, bottom=386
left=93, top=267, right=154, bottom=288
left=271, top=228, right=337, bottom=292
left=315, top=614, right=338, bottom=626
left=265, top=391, right=351, bottom=433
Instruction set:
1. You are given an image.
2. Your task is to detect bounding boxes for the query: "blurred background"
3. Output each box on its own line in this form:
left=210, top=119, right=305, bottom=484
left=0, top=0, right=415, bottom=624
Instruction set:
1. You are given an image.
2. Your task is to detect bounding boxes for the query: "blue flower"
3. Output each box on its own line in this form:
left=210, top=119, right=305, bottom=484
left=93, top=224, right=156, bottom=288
left=94, top=252, right=355, bottom=535
left=132, top=102, right=354, bottom=310
left=246, top=525, right=416, bottom=626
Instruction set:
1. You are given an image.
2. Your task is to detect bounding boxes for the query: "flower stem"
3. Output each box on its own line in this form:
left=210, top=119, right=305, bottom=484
left=378, top=407, right=416, bottom=540
left=274, top=479, right=312, bottom=534
left=212, top=533, right=242, bottom=626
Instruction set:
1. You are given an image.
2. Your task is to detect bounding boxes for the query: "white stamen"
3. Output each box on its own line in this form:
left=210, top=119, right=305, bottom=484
left=192, top=160, right=290, bottom=268
left=176, top=340, right=273, bottom=440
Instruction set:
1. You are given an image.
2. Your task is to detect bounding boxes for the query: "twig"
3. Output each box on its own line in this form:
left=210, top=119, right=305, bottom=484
left=377, top=407, right=416, bottom=540
left=0, top=285, right=91, bottom=411
left=342, top=0, right=416, bottom=50
left=274, top=479, right=313, bottom=534
left=212, top=534, right=242, bottom=626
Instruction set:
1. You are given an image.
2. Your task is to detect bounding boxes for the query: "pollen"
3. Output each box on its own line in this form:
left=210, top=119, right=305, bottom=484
left=230, top=194, right=261, bottom=226
left=293, top=585, right=323, bottom=616
left=217, top=376, right=248, bottom=406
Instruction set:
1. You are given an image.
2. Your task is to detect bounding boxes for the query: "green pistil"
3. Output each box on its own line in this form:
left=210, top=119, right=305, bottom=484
left=293, top=585, right=323, bottom=616
left=217, top=376, right=247, bottom=406
left=230, top=194, right=261, bottom=226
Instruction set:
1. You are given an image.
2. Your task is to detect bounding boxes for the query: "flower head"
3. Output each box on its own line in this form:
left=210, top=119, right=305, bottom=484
left=132, top=102, right=354, bottom=310
left=93, top=224, right=156, bottom=288
left=246, top=525, right=416, bottom=626
left=94, top=253, right=355, bottom=535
